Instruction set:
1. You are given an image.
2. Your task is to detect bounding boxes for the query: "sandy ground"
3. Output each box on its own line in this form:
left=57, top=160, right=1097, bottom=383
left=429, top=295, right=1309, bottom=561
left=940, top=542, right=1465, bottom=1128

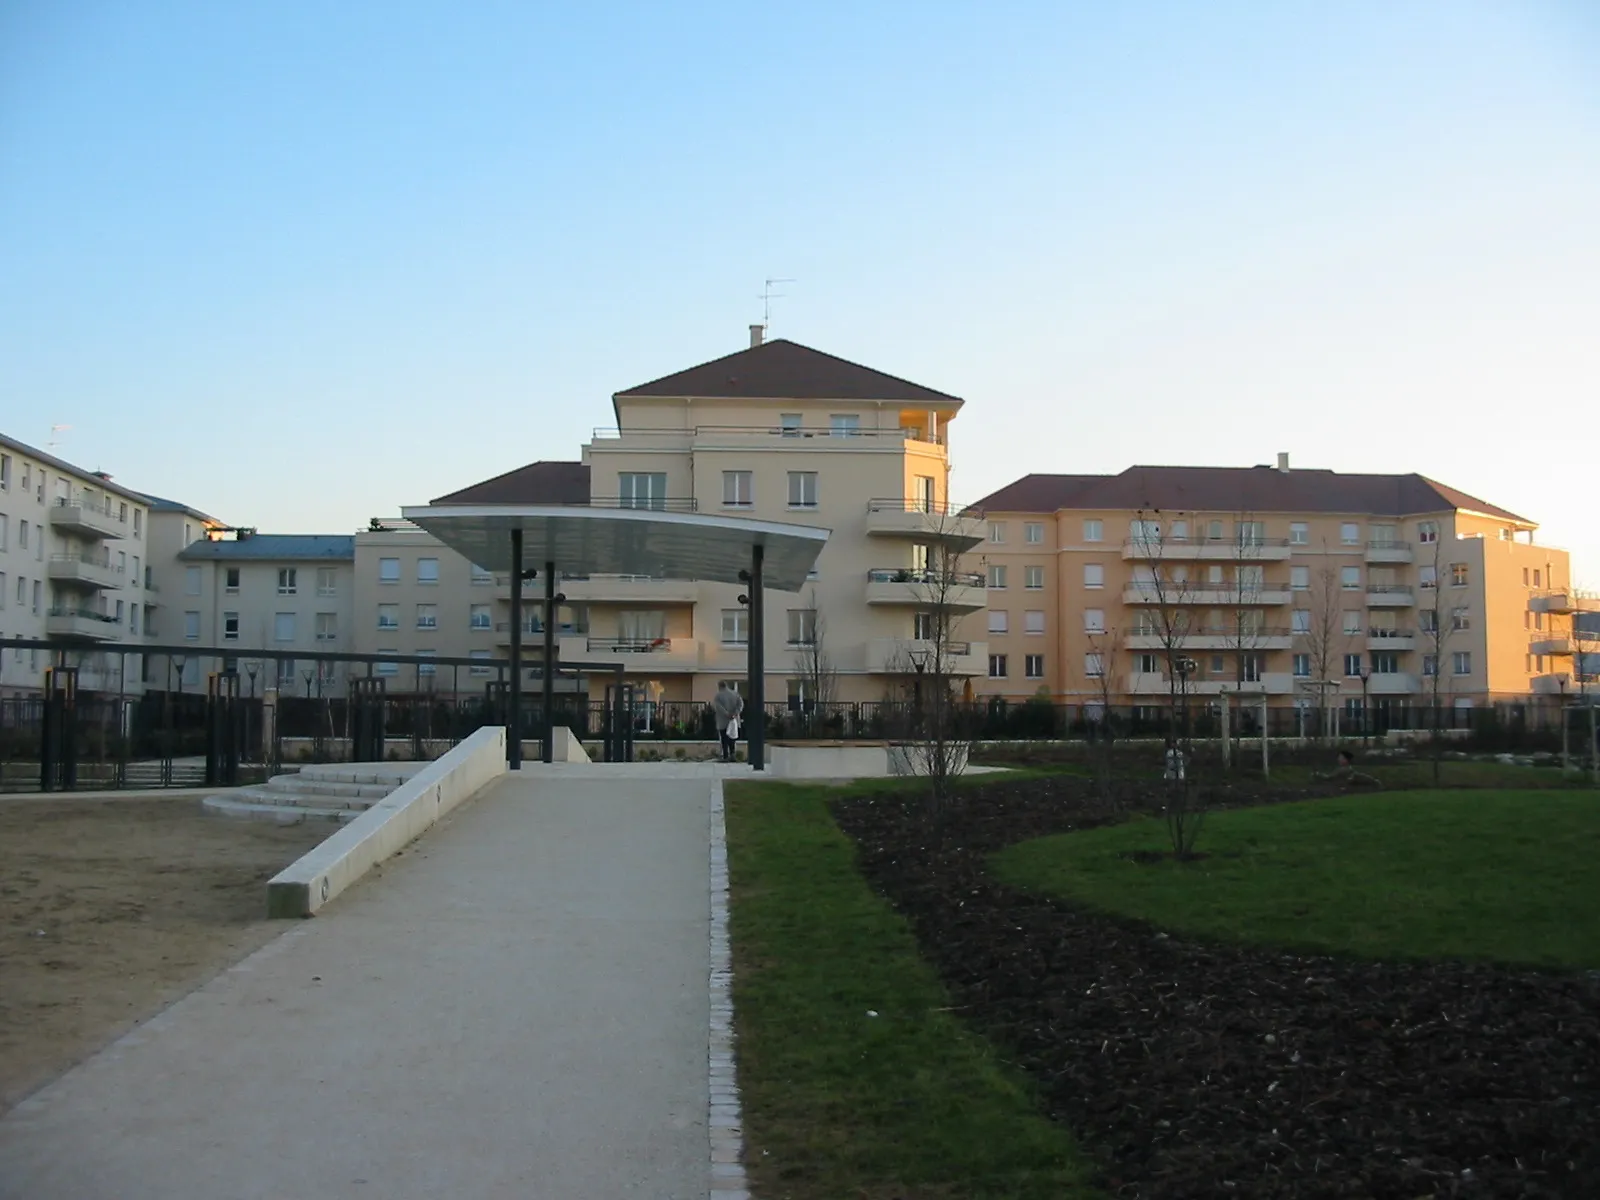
left=0, top=795, right=329, bottom=1114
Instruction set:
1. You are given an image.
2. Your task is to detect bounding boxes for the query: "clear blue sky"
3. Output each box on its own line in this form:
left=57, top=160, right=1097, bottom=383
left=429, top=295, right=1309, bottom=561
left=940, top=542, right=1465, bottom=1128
left=2, top=2, right=1596, bottom=578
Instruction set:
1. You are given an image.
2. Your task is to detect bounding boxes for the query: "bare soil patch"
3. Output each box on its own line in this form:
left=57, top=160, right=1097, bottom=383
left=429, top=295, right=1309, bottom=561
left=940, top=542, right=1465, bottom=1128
left=0, top=795, right=327, bottom=1112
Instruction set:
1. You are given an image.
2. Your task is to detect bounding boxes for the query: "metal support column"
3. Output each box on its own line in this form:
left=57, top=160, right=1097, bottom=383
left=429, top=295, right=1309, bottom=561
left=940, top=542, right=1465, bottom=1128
left=749, top=542, right=765, bottom=771
left=543, top=560, right=556, bottom=764
left=508, top=527, right=523, bottom=769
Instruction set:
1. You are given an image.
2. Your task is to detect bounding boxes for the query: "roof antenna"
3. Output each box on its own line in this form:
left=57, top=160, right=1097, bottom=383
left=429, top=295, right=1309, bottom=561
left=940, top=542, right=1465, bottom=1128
left=48, top=423, right=72, bottom=451
left=759, top=277, right=795, bottom=331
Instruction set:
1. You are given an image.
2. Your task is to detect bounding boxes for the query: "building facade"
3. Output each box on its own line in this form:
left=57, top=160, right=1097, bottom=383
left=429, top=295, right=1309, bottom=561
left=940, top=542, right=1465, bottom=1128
left=970, top=458, right=1594, bottom=719
left=0, top=435, right=157, bottom=698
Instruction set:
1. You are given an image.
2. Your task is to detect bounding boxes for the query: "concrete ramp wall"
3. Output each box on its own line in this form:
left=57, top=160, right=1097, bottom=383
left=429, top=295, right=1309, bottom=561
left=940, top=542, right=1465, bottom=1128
left=555, top=727, right=591, bottom=763
left=266, top=726, right=508, bottom=918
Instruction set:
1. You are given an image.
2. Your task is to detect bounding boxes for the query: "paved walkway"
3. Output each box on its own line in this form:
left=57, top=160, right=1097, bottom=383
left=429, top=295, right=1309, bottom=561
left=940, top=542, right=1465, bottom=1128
left=0, top=764, right=740, bottom=1200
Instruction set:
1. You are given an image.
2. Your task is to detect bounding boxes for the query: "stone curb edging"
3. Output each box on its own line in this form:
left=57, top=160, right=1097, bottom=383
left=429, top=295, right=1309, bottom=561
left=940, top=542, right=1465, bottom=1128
left=708, top=779, right=750, bottom=1198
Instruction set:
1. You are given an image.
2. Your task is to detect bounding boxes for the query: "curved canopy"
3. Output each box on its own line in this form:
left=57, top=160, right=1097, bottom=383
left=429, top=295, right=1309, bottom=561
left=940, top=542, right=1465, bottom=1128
left=400, top=505, right=829, bottom=592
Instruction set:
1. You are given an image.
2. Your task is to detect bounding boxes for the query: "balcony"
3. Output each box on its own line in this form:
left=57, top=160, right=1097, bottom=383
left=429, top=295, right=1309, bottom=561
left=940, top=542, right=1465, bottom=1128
left=1124, top=672, right=1296, bottom=697
left=497, top=621, right=585, bottom=646
left=556, top=634, right=699, bottom=672
left=866, top=637, right=986, bottom=677
left=1366, top=629, right=1417, bottom=651
left=45, top=607, right=125, bottom=641
left=864, top=500, right=984, bottom=547
left=1123, top=627, right=1294, bottom=651
left=47, top=553, right=124, bottom=590
left=1530, top=635, right=1573, bottom=656
left=1120, top=536, right=1292, bottom=562
left=865, top=567, right=985, bottom=610
left=1532, top=673, right=1575, bottom=695
left=49, top=496, right=125, bottom=539
left=558, top=575, right=699, bottom=605
left=593, top=424, right=945, bottom=452
left=1366, top=672, right=1420, bottom=696
left=1366, top=584, right=1415, bottom=607
left=1530, top=590, right=1600, bottom=614
left=1121, top=585, right=1291, bottom=607
left=1364, top=540, right=1414, bottom=564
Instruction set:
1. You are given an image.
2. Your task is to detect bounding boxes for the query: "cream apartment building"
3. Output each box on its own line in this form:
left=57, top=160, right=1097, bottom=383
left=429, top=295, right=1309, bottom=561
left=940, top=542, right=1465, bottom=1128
left=0, top=434, right=156, bottom=698
left=415, top=330, right=987, bottom=705
left=971, top=457, right=1590, bottom=719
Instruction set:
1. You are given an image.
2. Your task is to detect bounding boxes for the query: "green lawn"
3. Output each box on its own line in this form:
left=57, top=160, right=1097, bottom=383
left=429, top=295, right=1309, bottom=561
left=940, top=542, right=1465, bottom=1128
left=993, top=790, right=1600, bottom=970
left=726, top=780, right=1098, bottom=1199
left=1263, top=759, right=1582, bottom=790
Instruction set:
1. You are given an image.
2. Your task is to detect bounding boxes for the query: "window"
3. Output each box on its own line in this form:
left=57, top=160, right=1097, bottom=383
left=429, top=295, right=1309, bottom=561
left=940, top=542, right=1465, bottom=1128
left=1340, top=566, right=1361, bottom=590
left=721, top=609, right=749, bottom=645
left=1289, top=522, right=1308, bottom=545
left=376, top=652, right=399, bottom=678
left=786, top=608, right=816, bottom=645
left=1423, top=654, right=1438, bottom=677
left=1205, top=519, right=1223, bottom=540
left=1083, top=608, right=1105, bottom=633
left=133, top=509, right=141, bottom=536
left=274, top=612, right=296, bottom=642
left=1523, top=567, right=1530, bottom=586
left=1344, top=653, right=1363, bottom=677
left=1241, top=653, right=1264, bottom=683
left=470, top=563, right=493, bottom=586
left=1026, top=654, right=1045, bottom=679
left=1024, top=565, right=1044, bottom=590
left=988, top=609, right=1008, bottom=634
left=277, top=567, right=297, bottom=595
left=1418, top=521, right=1438, bottom=544
left=416, top=603, right=437, bottom=629
left=987, top=564, right=1007, bottom=589
left=722, top=470, right=753, bottom=508
left=1083, top=564, right=1104, bottom=589
left=1238, top=564, right=1264, bottom=590
left=469, top=604, right=491, bottom=630
left=223, top=611, right=239, bottom=641
left=1082, top=519, right=1103, bottom=543
left=17, top=520, right=27, bottom=549
left=988, top=522, right=1006, bottom=544
left=1207, top=564, right=1224, bottom=584
left=1451, top=606, right=1470, bottom=631
left=31, top=579, right=39, bottom=613
left=780, top=413, right=802, bottom=437
left=619, top=472, right=668, bottom=510
left=317, top=567, right=338, bottom=596
left=913, top=611, right=937, bottom=640
left=1420, top=609, right=1438, bottom=634
left=379, top=557, right=400, bottom=584
left=1024, top=610, right=1045, bottom=635
left=469, top=649, right=492, bottom=676
left=0, top=571, right=5, bottom=606
left=0, top=453, right=8, bottom=489
left=184, top=611, right=201, bottom=640
left=1292, top=609, right=1311, bottom=634
left=988, top=654, right=1008, bottom=678
left=1291, top=566, right=1309, bottom=591
left=377, top=604, right=399, bottom=630
left=0, top=515, right=6, bottom=550
left=416, top=650, right=436, bottom=676
left=224, top=567, right=240, bottom=593
left=316, top=612, right=338, bottom=642
left=129, top=605, right=138, bottom=633
left=277, top=658, right=296, bottom=685
left=1293, top=653, right=1311, bottom=677
left=1450, top=563, right=1468, bottom=587
left=1136, top=653, right=1159, bottom=674
left=1419, top=565, right=1437, bottom=590
left=1024, top=522, right=1043, bottom=544
left=1533, top=569, right=1541, bottom=587
left=1083, top=652, right=1103, bottom=678
left=184, top=565, right=201, bottom=596
left=1340, top=522, right=1360, bottom=545
left=1342, top=611, right=1361, bottom=635
left=1452, top=651, right=1472, bottom=675
left=1371, top=651, right=1398, bottom=674
left=1129, top=519, right=1160, bottom=545
left=829, top=413, right=860, bottom=437
left=417, top=558, right=439, bottom=584
left=1236, top=521, right=1264, bottom=547
left=787, top=471, right=818, bottom=508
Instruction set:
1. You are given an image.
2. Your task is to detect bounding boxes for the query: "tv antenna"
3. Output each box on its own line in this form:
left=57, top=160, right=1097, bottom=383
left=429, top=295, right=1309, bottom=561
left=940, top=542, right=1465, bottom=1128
left=759, top=277, right=795, bottom=330
left=48, top=423, right=72, bottom=451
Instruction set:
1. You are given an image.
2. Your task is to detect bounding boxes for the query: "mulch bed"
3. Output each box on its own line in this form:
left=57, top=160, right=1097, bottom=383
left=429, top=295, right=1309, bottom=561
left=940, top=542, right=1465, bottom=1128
left=829, top=776, right=1600, bottom=1199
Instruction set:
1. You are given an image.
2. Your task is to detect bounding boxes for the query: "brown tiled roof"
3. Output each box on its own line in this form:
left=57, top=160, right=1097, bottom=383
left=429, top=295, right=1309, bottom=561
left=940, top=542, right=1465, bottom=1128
left=971, top=465, right=1531, bottom=523
left=431, top=461, right=590, bottom=506
left=615, top=338, right=963, bottom=405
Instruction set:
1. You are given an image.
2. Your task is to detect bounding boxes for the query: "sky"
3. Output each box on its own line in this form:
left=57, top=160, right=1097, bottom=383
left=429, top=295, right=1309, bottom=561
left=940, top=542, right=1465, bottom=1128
left=2, top=1, right=1597, bottom=579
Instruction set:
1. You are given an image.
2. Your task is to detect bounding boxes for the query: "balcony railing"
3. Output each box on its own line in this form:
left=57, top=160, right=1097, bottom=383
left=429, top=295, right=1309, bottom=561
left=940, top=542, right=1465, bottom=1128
left=1366, top=584, right=1414, bottom=598
left=1368, top=627, right=1416, bottom=639
left=586, top=637, right=677, bottom=654
left=1366, top=540, right=1412, bottom=551
left=52, top=551, right=116, bottom=569
left=865, top=498, right=974, bottom=517
left=593, top=424, right=944, bottom=445
left=47, top=606, right=121, bottom=625
left=1124, top=535, right=1291, bottom=551
left=866, top=567, right=986, bottom=588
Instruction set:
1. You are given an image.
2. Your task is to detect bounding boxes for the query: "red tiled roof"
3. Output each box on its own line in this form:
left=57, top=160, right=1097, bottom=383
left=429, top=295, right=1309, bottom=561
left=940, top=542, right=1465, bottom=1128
left=431, top=461, right=590, bottom=506
left=615, top=338, right=962, bottom=405
left=971, top=466, right=1530, bottom=523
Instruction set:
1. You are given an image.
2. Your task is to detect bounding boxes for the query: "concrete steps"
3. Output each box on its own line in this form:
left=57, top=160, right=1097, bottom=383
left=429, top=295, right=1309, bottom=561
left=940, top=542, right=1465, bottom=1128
left=204, top=762, right=424, bottom=825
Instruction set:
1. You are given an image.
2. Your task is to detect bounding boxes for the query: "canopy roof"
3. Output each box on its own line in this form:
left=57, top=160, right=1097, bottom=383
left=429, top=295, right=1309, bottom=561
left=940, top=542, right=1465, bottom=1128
left=400, top=505, right=829, bottom=591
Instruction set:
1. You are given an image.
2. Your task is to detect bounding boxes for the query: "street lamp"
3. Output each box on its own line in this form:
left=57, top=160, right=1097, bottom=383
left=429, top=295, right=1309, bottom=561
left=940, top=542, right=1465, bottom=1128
left=302, top=667, right=314, bottom=700
left=1558, top=675, right=1569, bottom=774
left=1359, top=663, right=1372, bottom=748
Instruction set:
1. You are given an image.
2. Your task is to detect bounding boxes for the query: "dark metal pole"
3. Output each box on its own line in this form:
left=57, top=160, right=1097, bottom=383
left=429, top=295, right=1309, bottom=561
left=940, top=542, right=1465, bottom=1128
left=508, top=528, right=523, bottom=769
left=749, top=542, right=765, bottom=771
left=543, top=560, right=556, bottom=764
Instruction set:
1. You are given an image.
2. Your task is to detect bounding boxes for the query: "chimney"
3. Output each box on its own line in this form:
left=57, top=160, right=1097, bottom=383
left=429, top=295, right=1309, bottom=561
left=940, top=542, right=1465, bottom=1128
left=749, top=323, right=764, bottom=348
left=1276, top=452, right=1290, bottom=473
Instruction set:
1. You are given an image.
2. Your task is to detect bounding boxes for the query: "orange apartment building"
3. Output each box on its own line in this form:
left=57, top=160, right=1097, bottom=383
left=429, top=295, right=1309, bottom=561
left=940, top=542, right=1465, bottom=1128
left=970, top=456, right=1593, bottom=721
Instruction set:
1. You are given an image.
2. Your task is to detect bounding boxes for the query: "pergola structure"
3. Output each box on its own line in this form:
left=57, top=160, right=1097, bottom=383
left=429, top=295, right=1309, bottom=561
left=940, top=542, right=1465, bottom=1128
left=400, top=504, right=830, bottom=770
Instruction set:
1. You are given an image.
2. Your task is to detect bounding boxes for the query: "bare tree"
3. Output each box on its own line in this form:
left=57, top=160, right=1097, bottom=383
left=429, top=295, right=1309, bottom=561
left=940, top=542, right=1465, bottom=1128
left=1217, top=512, right=1271, bottom=754
left=1082, top=622, right=1122, bottom=808
left=790, top=587, right=838, bottom=734
left=1418, top=520, right=1457, bottom=785
left=1296, top=548, right=1351, bottom=742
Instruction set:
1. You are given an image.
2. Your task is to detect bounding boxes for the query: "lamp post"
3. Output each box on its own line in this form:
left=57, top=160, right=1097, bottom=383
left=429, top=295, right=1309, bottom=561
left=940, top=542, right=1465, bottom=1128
left=302, top=668, right=313, bottom=700
left=1360, top=664, right=1372, bottom=748
left=1558, top=675, right=1569, bottom=775
left=243, top=661, right=259, bottom=762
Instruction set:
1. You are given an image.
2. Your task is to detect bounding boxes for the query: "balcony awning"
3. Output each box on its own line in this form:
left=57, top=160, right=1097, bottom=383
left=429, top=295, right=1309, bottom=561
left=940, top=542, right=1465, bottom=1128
left=399, top=505, right=829, bottom=591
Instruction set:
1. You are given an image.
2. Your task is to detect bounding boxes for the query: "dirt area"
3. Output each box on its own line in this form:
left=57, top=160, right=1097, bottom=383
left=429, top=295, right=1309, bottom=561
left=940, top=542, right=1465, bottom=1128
left=0, top=795, right=328, bottom=1113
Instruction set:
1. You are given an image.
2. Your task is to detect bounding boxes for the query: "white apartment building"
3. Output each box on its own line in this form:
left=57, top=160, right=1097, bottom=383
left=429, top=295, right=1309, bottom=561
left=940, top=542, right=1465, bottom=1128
left=0, top=434, right=156, bottom=698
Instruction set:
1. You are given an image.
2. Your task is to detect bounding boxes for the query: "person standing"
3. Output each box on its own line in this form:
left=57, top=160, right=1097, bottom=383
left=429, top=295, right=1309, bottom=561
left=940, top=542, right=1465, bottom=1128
left=712, top=683, right=745, bottom=763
